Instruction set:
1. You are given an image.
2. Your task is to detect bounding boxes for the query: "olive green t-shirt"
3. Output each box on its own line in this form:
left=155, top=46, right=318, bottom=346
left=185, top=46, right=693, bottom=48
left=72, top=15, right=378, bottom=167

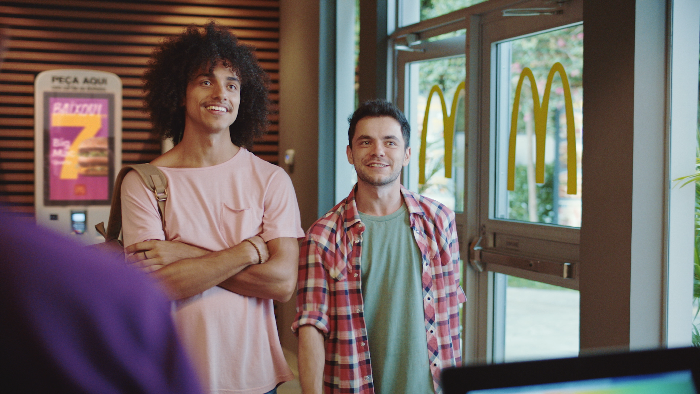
left=359, top=205, right=434, bottom=394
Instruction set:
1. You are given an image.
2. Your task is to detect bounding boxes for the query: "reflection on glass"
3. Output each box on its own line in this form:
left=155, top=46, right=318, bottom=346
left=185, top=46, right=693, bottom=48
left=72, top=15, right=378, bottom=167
left=499, top=275, right=579, bottom=362
left=408, top=55, right=466, bottom=212
left=494, top=25, right=583, bottom=227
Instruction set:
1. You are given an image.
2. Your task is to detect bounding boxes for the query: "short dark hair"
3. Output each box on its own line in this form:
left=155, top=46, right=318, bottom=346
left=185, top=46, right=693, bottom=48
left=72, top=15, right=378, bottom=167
left=347, top=99, right=410, bottom=148
left=143, top=21, right=270, bottom=149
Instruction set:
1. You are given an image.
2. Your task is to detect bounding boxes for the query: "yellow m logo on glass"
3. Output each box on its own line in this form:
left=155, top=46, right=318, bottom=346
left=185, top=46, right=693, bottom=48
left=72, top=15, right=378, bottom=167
left=418, top=81, right=465, bottom=185
left=508, top=62, right=577, bottom=195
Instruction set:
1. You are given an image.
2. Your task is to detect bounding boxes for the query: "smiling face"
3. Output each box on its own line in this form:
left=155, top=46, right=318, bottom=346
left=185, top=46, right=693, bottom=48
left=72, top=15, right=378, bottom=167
left=346, top=116, right=411, bottom=189
left=183, top=61, right=241, bottom=137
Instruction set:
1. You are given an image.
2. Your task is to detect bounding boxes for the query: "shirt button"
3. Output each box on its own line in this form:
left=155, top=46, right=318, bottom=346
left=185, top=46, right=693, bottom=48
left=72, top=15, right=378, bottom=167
left=354, top=273, right=358, bottom=277
left=364, top=375, right=372, bottom=382
left=356, top=308, right=361, bottom=313
left=361, top=342, right=366, bottom=346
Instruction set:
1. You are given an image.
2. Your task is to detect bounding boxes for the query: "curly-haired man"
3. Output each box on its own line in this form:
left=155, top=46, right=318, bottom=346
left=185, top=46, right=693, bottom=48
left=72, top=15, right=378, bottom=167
left=121, top=22, right=304, bottom=394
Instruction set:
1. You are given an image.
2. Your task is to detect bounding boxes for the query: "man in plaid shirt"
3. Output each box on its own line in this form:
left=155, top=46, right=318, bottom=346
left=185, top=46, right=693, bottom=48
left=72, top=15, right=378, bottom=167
left=293, top=99, right=466, bottom=393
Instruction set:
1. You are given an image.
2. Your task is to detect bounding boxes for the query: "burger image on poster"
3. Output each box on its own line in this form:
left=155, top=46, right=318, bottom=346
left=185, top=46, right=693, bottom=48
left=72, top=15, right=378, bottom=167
left=77, top=137, right=108, bottom=176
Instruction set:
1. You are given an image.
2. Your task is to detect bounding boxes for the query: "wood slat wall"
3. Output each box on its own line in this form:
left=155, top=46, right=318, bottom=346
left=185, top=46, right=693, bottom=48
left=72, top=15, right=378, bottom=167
left=0, top=0, right=280, bottom=216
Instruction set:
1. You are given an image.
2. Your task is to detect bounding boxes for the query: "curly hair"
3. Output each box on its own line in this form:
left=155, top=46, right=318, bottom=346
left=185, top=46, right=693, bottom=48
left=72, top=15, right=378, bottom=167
left=143, top=21, right=270, bottom=149
left=347, top=99, right=410, bottom=148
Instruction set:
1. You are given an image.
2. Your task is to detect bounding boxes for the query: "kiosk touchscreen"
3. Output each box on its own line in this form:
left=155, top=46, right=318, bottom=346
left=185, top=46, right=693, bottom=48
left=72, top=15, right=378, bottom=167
left=34, top=70, right=122, bottom=244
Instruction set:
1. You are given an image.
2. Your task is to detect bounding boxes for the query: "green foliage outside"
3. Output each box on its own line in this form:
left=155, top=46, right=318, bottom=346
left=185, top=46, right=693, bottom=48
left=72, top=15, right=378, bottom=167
left=418, top=56, right=465, bottom=99
left=416, top=56, right=466, bottom=212
left=420, top=0, right=487, bottom=20
left=416, top=20, right=583, bottom=221
left=510, top=26, right=583, bottom=90
left=674, top=133, right=700, bottom=347
left=505, top=25, right=583, bottom=226
left=508, top=163, right=555, bottom=223
left=672, top=42, right=700, bottom=346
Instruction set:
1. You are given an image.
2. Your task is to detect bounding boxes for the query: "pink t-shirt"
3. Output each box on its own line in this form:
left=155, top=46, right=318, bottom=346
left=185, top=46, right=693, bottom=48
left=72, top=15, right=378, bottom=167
left=121, top=148, right=304, bottom=393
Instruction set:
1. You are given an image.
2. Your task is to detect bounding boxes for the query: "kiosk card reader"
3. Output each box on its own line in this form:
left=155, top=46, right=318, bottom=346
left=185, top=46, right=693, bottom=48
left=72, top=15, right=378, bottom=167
left=70, top=210, right=87, bottom=235
left=34, top=70, right=122, bottom=244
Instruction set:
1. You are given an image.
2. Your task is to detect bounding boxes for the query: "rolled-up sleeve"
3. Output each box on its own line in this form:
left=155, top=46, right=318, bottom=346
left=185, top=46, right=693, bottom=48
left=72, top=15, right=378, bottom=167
left=292, top=235, right=331, bottom=336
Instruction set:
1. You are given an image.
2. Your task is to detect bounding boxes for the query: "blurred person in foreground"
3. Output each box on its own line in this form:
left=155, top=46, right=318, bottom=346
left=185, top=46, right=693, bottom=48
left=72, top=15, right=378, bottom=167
left=0, top=209, right=204, bottom=393
left=0, top=28, right=202, bottom=394
left=120, top=22, right=304, bottom=394
left=294, top=99, right=466, bottom=394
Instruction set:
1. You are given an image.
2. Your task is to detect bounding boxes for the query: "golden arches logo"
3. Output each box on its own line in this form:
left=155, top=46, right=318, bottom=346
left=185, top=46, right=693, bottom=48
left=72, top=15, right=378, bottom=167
left=508, top=62, right=577, bottom=195
left=418, top=81, right=465, bottom=185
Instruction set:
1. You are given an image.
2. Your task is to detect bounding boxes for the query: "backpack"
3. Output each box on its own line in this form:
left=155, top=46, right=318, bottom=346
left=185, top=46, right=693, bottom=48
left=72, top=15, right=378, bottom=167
left=92, top=164, right=168, bottom=259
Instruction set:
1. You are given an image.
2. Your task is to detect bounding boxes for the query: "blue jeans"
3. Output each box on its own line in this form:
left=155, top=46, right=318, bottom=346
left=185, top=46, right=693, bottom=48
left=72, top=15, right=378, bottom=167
left=263, top=388, right=277, bottom=394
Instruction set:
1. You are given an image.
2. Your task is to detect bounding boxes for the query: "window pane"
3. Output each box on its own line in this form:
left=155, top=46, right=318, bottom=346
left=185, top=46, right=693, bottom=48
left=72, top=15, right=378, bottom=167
left=498, top=274, right=580, bottom=362
left=694, top=172, right=699, bottom=345
left=420, top=0, right=488, bottom=21
left=494, top=25, right=583, bottom=227
left=694, top=46, right=700, bottom=346
left=399, top=0, right=489, bottom=29
left=407, top=55, right=466, bottom=212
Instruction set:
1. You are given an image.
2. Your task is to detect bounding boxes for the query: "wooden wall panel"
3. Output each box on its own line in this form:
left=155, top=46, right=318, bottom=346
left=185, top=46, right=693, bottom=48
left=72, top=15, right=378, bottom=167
left=0, top=0, right=280, bottom=216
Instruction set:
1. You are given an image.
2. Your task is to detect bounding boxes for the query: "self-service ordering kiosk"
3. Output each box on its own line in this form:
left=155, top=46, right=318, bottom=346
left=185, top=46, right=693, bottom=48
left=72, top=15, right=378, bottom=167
left=34, top=69, right=122, bottom=245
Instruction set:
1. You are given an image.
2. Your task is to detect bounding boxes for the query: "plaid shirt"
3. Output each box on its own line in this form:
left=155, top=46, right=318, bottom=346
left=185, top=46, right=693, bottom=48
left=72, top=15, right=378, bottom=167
left=293, top=186, right=466, bottom=394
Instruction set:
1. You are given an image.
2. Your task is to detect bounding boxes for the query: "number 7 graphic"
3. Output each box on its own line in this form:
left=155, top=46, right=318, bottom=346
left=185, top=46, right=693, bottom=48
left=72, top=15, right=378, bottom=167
left=52, top=113, right=103, bottom=180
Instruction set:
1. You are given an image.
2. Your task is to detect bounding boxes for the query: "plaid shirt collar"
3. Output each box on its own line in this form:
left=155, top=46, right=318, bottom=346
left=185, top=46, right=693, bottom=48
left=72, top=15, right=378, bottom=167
left=341, top=184, right=424, bottom=232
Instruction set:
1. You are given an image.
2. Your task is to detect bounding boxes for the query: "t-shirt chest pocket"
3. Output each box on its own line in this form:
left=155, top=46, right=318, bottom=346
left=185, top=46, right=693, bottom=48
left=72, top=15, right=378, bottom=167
left=219, top=203, right=262, bottom=247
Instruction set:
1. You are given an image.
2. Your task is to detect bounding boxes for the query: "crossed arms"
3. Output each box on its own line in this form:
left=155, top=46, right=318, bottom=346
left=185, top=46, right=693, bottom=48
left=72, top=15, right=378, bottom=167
left=125, top=236, right=299, bottom=302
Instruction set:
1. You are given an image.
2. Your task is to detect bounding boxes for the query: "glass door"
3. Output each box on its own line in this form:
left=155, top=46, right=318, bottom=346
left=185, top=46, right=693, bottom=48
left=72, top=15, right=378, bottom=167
left=476, top=0, right=583, bottom=363
left=393, top=0, right=583, bottom=364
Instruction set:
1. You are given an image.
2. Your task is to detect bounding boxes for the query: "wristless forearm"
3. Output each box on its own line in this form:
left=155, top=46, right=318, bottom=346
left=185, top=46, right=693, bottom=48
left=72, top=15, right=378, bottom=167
left=298, top=326, right=325, bottom=394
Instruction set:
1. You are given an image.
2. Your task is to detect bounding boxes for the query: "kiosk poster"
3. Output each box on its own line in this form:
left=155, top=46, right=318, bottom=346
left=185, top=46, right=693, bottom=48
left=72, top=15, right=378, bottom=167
left=44, top=93, right=114, bottom=205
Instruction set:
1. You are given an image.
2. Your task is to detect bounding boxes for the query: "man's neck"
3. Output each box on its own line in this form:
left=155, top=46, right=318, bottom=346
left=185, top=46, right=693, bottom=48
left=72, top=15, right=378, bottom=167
left=166, top=128, right=239, bottom=168
left=354, top=182, right=404, bottom=217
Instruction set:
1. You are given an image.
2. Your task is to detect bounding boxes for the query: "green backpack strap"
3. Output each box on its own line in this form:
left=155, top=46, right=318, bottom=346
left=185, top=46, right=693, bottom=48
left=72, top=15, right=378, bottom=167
left=95, top=163, right=168, bottom=243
